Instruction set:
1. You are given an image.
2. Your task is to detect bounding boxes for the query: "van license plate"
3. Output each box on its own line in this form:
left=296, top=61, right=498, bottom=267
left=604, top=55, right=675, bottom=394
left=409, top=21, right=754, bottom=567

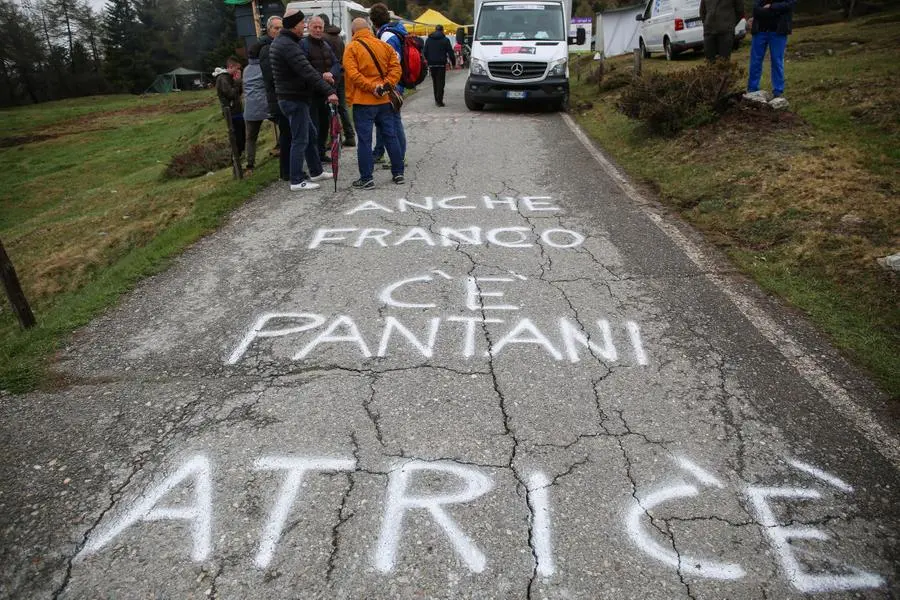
left=506, top=91, right=528, bottom=99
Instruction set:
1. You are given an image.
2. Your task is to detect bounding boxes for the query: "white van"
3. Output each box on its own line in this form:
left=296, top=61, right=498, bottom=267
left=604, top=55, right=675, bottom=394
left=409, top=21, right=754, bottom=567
left=635, top=0, right=746, bottom=60
left=284, top=0, right=370, bottom=43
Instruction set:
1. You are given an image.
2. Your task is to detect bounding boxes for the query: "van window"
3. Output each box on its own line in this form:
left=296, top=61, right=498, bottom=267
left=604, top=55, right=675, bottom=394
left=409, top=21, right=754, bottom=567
left=651, top=0, right=672, bottom=17
left=475, top=4, right=566, bottom=41
left=642, top=1, right=652, bottom=19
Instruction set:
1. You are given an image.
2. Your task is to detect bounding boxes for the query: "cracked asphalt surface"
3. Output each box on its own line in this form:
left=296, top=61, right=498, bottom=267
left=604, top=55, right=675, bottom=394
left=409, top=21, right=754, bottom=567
left=2, top=72, right=899, bottom=599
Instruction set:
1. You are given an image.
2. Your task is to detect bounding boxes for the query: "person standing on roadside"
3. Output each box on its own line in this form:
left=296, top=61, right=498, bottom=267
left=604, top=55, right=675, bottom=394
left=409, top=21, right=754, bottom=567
left=699, top=0, right=744, bottom=61
left=258, top=16, right=290, bottom=181
left=746, top=0, right=796, bottom=98
left=301, top=16, right=342, bottom=164
left=368, top=3, right=407, bottom=169
left=423, top=24, right=455, bottom=106
left=319, top=13, right=356, bottom=147
left=270, top=9, right=338, bottom=191
left=242, top=43, right=269, bottom=174
left=343, top=17, right=404, bottom=189
left=215, top=56, right=245, bottom=158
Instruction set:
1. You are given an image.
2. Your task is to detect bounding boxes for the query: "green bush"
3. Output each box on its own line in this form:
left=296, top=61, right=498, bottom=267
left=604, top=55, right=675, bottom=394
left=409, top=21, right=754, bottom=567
left=616, top=60, right=743, bottom=136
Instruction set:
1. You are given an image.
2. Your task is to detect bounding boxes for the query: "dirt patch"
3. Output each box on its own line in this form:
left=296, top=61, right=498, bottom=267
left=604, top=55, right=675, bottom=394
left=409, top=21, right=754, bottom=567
left=0, top=134, right=55, bottom=148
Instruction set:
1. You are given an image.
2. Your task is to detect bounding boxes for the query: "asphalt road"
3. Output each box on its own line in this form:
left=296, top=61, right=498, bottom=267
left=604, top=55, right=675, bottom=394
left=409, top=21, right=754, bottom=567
left=2, top=70, right=898, bottom=599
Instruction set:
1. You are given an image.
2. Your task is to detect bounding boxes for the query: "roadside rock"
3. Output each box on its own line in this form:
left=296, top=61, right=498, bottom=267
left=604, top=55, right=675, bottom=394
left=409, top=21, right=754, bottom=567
left=770, top=97, right=790, bottom=110
left=743, top=90, right=773, bottom=104
left=876, top=252, right=900, bottom=272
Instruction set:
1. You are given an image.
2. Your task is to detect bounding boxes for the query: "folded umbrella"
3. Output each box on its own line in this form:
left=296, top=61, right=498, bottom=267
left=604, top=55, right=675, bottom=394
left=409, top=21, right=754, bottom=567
left=329, top=104, right=341, bottom=192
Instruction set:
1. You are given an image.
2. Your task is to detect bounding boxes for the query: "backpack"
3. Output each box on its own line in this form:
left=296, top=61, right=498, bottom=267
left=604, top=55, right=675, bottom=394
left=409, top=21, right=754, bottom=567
left=384, top=26, right=427, bottom=88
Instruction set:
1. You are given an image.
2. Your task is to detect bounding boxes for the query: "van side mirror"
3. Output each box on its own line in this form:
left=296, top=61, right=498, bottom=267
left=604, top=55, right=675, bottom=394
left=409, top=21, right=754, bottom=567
left=635, top=14, right=644, bottom=21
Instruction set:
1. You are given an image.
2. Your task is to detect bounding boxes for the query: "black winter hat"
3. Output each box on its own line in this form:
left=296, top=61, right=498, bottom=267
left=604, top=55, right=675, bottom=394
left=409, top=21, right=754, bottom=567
left=282, top=10, right=305, bottom=29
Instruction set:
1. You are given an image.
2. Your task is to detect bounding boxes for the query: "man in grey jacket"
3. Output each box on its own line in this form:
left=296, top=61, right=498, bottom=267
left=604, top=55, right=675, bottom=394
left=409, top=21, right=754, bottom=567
left=699, top=0, right=744, bottom=60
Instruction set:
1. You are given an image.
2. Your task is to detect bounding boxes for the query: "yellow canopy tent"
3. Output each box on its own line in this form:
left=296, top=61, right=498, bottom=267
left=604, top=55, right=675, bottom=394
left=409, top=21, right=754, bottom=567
left=405, top=8, right=461, bottom=37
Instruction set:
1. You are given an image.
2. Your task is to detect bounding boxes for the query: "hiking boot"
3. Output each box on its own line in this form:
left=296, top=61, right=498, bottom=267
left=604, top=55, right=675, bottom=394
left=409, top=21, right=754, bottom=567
left=290, top=180, right=320, bottom=191
left=392, top=174, right=405, bottom=184
left=309, top=171, right=333, bottom=182
left=352, top=178, right=375, bottom=190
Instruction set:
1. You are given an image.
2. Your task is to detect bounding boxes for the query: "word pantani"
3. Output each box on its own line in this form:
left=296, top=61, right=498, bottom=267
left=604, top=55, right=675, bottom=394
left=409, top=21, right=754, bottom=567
left=228, top=273, right=649, bottom=365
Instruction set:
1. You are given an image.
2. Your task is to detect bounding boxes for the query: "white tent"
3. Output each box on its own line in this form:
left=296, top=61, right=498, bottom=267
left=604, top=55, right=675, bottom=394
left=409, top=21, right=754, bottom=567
left=594, top=4, right=644, bottom=58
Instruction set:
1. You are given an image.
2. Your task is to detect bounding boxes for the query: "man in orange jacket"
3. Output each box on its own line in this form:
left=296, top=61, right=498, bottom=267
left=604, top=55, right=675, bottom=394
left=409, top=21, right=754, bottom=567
left=343, top=17, right=404, bottom=189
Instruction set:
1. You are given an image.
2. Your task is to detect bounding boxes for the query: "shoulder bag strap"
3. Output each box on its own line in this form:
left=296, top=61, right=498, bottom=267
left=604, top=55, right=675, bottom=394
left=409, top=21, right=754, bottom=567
left=357, top=39, right=386, bottom=81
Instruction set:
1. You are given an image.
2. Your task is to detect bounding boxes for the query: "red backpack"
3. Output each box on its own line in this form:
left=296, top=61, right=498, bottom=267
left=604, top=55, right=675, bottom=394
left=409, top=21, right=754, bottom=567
left=384, top=26, right=428, bottom=88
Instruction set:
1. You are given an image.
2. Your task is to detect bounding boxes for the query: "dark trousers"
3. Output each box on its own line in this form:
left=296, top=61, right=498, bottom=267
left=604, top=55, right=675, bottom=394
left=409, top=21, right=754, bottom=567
left=336, top=80, right=354, bottom=141
left=429, top=66, right=447, bottom=105
left=274, top=108, right=291, bottom=181
left=278, top=98, right=323, bottom=185
left=309, top=95, right=330, bottom=158
left=703, top=31, right=734, bottom=61
left=231, top=115, right=245, bottom=156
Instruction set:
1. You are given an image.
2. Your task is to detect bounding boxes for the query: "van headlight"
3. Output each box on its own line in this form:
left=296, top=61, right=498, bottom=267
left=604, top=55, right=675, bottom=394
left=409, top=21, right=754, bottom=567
left=548, top=57, right=567, bottom=77
left=470, top=57, right=488, bottom=76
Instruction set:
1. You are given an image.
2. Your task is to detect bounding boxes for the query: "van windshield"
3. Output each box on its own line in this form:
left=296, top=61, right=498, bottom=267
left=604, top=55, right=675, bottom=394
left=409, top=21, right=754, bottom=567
left=475, top=4, right=565, bottom=41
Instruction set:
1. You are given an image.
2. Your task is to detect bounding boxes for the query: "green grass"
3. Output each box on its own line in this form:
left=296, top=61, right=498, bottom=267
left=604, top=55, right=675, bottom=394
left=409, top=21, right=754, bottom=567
left=0, top=91, right=280, bottom=392
left=570, top=11, right=900, bottom=397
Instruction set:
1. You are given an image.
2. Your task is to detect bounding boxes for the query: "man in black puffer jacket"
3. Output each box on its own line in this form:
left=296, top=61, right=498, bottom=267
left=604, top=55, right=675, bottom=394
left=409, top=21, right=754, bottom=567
left=270, top=9, right=338, bottom=191
left=423, top=24, right=455, bottom=107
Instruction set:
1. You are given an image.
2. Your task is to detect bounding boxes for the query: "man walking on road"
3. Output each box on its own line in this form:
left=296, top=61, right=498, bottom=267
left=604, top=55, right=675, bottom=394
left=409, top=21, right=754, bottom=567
left=270, top=9, right=338, bottom=191
left=343, top=17, right=405, bottom=189
left=699, top=0, right=744, bottom=60
left=423, top=24, right=455, bottom=106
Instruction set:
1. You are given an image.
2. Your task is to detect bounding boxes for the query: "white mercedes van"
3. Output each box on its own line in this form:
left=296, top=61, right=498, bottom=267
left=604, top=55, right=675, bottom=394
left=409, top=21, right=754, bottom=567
left=635, top=0, right=746, bottom=60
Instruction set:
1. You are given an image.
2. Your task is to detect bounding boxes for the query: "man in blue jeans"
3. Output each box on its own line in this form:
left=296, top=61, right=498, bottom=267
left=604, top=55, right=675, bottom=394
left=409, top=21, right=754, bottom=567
left=747, top=0, right=796, bottom=98
left=269, top=9, right=339, bottom=191
left=369, top=3, right=408, bottom=170
left=344, top=18, right=405, bottom=189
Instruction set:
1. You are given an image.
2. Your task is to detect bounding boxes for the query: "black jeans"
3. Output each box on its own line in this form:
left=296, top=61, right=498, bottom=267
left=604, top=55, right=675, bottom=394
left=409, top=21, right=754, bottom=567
left=429, top=66, right=447, bottom=104
left=309, top=95, right=330, bottom=157
left=703, top=32, right=734, bottom=61
left=337, top=79, right=354, bottom=141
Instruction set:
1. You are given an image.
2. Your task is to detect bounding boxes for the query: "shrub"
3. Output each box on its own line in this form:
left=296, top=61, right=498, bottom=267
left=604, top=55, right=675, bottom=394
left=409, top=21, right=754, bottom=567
left=616, top=60, right=743, bottom=136
left=164, top=141, right=232, bottom=178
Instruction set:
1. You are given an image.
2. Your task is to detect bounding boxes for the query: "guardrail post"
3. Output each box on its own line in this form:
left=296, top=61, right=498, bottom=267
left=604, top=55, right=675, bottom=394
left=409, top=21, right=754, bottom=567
left=0, top=238, right=36, bottom=329
left=633, top=48, right=642, bottom=77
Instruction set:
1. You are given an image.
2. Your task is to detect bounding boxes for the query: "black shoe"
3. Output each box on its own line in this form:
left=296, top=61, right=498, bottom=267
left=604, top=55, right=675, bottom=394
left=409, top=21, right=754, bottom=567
left=343, top=137, right=356, bottom=147
left=352, top=178, right=375, bottom=189
left=392, top=174, right=405, bottom=184
left=320, top=155, right=332, bottom=163
left=437, top=102, right=445, bottom=107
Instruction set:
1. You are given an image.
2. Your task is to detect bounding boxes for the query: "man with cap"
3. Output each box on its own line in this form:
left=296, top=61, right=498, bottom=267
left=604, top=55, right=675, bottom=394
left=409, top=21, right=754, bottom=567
left=270, top=8, right=339, bottom=191
left=423, top=24, right=456, bottom=107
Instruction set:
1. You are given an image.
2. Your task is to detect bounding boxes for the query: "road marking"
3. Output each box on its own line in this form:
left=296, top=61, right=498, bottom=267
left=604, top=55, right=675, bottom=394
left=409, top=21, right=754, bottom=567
left=563, top=113, right=900, bottom=472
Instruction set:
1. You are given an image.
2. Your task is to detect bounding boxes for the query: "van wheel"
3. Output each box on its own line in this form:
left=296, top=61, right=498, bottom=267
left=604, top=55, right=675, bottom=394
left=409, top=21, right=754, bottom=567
left=551, top=94, right=569, bottom=112
left=465, top=93, right=484, bottom=111
left=640, top=38, right=650, bottom=58
left=664, top=37, right=675, bottom=60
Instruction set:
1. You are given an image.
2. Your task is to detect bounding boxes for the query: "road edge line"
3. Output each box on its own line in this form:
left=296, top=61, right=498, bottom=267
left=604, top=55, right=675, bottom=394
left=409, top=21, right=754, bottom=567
left=561, top=112, right=900, bottom=471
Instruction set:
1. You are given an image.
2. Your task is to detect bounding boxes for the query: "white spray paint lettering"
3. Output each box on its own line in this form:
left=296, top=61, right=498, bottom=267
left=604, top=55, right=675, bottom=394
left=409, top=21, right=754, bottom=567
left=308, top=227, right=584, bottom=250
left=253, top=457, right=355, bottom=569
left=76, top=455, right=213, bottom=562
left=374, top=461, right=493, bottom=573
left=343, top=195, right=562, bottom=215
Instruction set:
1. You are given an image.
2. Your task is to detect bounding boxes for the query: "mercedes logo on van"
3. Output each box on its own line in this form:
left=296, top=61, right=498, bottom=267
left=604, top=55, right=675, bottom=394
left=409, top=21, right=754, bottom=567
left=510, top=63, right=524, bottom=77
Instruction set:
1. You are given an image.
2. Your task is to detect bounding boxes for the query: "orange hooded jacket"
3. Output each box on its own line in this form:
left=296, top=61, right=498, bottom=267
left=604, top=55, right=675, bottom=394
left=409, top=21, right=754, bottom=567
left=343, top=28, right=402, bottom=106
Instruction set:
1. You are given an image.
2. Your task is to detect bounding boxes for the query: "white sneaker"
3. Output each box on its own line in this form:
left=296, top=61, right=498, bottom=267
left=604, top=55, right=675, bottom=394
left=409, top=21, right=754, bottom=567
left=290, top=180, right=320, bottom=191
left=309, top=171, right=333, bottom=182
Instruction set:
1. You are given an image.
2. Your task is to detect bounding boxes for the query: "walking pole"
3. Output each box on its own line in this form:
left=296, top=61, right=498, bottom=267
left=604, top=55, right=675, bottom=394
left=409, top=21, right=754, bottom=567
left=222, top=106, right=244, bottom=180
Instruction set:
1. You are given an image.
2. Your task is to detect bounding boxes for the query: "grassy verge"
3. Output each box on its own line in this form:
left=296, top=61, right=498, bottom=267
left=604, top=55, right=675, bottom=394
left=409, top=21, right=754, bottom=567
left=0, top=92, right=280, bottom=392
left=569, top=11, right=899, bottom=397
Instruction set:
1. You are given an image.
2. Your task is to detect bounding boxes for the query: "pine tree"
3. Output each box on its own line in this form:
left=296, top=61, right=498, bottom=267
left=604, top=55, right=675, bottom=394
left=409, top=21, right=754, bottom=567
left=102, top=0, right=152, bottom=92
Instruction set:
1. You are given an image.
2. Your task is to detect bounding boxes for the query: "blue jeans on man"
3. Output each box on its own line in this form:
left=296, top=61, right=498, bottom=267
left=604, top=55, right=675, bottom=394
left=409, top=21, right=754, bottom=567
left=278, top=98, right=324, bottom=185
left=747, top=31, right=788, bottom=97
left=353, top=103, right=404, bottom=181
left=372, top=110, right=406, bottom=164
